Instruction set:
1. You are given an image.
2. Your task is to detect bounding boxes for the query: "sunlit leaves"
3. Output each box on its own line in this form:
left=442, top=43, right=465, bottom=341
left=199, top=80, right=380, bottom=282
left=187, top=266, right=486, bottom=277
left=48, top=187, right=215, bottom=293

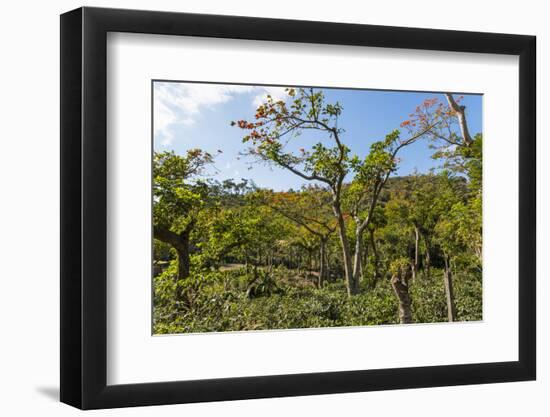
left=153, top=150, right=213, bottom=232
left=231, top=88, right=347, bottom=184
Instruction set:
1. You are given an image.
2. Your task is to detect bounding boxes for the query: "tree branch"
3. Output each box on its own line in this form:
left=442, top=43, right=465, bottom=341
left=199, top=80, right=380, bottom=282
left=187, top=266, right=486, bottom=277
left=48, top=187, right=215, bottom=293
left=445, top=93, right=473, bottom=146
left=153, top=226, right=181, bottom=246
left=271, top=154, right=332, bottom=185
left=269, top=205, right=323, bottom=238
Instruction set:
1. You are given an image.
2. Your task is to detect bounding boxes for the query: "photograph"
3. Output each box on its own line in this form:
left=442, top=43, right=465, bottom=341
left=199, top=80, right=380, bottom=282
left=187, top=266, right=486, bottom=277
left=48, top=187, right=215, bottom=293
left=0, top=0, right=542, bottom=413
left=152, top=82, right=483, bottom=334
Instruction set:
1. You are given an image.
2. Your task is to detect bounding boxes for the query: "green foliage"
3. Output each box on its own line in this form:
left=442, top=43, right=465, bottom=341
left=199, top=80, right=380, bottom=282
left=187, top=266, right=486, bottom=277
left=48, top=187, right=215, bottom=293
left=232, top=88, right=352, bottom=184
left=153, top=150, right=213, bottom=232
left=389, top=257, right=411, bottom=275
left=153, top=265, right=482, bottom=333
left=410, top=270, right=482, bottom=323
left=153, top=90, right=483, bottom=334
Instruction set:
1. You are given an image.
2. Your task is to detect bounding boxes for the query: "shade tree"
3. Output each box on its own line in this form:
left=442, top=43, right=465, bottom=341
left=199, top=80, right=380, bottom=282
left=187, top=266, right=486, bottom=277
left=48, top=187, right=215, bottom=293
left=153, top=150, right=213, bottom=300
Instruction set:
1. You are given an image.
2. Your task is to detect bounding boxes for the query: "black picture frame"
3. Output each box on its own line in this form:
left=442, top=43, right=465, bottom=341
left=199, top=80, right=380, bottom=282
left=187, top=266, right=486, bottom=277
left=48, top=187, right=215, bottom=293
left=60, top=6, right=536, bottom=410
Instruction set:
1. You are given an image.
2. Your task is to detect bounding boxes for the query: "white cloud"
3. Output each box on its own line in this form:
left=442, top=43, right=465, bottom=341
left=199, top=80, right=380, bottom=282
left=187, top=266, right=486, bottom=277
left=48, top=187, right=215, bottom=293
left=252, top=86, right=288, bottom=108
left=153, top=82, right=254, bottom=145
left=153, top=82, right=291, bottom=146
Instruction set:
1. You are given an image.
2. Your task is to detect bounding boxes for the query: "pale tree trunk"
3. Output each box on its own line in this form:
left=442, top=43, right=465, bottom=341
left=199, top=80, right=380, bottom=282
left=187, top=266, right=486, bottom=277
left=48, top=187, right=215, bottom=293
left=326, top=245, right=332, bottom=282
left=391, top=266, right=413, bottom=324
left=443, top=255, right=457, bottom=322
left=412, top=225, right=420, bottom=280
left=445, top=93, right=473, bottom=146
left=474, top=244, right=482, bottom=266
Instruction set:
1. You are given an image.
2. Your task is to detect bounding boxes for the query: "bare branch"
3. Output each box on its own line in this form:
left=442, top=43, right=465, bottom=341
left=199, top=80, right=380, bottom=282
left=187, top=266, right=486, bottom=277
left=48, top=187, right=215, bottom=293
left=445, top=93, right=473, bottom=146
left=271, top=154, right=332, bottom=185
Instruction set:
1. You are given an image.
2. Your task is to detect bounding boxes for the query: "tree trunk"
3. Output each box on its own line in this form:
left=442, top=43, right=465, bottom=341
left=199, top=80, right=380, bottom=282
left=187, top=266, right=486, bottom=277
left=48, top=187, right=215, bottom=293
left=443, top=255, right=457, bottom=322
left=153, top=226, right=192, bottom=302
left=362, top=242, right=369, bottom=279
left=445, top=93, right=473, bottom=146
left=326, top=245, right=332, bottom=282
left=333, top=203, right=355, bottom=296
left=391, top=266, right=413, bottom=324
left=318, top=239, right=326, bottom=288
left=423, top=235, right=431, bottom=278
left=351, top=225, right=364, bottom=294
left=475, top=244, right=482, bottom=266
left=369, top=229, right=380, bottom=286
left=413, top=225, right=420, bottom=280
left=174, top=232, right=190, bottom=282
left=308, top=249, right=313, bottom=279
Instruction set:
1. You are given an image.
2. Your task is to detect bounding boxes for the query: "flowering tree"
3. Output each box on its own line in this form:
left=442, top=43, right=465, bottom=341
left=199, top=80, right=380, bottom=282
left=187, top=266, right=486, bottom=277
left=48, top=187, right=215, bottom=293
left=232, top=88, right=450, bottom=296
left=396, top=94, right=480, bottom=321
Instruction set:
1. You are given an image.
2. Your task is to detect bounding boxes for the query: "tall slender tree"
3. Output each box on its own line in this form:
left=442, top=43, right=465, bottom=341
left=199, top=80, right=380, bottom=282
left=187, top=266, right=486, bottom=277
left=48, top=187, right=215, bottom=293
left=233, top=89, right=445, bottom=296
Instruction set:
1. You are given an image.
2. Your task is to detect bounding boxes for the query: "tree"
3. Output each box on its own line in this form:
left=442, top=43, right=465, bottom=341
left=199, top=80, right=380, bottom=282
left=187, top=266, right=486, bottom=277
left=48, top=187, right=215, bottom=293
left=153, top=150, right=213, bottom=299
left=344, top=129, right=435, bottom=289
left=233, top=88, right=442, bottom=296
left=196, top=184, right=290, bottom=276
left=151, top=87, right=484, bottom=334
left=390, top=258, right=413, bottom=324
left=401, top=94, right=481, bottom=321
left=383, top=174, right=446, bottom=279
left=261, top=185, right=336, bottom=287
left=232, top=88, right=357, bottom=293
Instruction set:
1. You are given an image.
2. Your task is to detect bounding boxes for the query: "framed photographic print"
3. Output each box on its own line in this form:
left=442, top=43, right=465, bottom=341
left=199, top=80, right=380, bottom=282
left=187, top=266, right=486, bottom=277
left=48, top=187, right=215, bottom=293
left=60, top=6, right=536, bottom=410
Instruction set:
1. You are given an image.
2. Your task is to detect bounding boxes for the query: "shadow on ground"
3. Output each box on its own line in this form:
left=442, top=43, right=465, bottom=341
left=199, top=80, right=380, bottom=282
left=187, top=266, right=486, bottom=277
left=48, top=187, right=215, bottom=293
left=35, top=386, right=59, bottom=401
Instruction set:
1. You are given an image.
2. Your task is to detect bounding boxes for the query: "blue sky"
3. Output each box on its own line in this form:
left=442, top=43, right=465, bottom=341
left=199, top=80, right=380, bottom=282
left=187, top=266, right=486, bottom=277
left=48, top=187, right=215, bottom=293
left=153, top=81, right=482, bottom=191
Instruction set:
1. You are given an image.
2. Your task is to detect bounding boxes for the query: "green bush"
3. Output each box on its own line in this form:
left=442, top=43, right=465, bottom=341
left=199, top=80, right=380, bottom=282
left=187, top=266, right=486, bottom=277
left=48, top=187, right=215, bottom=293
left=153, top=266, right=482, bottom=334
